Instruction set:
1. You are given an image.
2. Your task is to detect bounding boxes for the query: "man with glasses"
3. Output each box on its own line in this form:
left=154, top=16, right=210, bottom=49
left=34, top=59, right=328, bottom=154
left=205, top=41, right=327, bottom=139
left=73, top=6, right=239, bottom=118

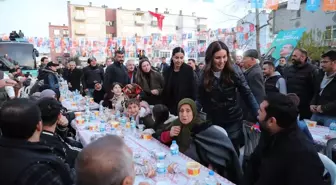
left=310, top=50, right=336, bottom=126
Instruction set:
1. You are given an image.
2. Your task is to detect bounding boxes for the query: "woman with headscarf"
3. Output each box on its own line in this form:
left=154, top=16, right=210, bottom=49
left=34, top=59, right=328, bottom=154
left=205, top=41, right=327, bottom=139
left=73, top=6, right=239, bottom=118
left=136, top=58, right=164, bottom=105
left=162, top=47, right=196, bottom=115
left=197, top=41, right=259, bottom=155
left=159, top=98, right=243, bottom=184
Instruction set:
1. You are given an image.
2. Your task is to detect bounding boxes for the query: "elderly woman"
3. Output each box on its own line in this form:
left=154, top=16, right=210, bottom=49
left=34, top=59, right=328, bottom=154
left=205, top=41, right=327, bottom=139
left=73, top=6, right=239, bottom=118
left=158, top=98, right=243, bottom=184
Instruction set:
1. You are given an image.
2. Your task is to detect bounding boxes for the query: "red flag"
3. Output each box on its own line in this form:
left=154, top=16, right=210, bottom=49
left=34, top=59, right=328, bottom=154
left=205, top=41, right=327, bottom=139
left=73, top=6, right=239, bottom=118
left=149, top=11, right=165, bottom=31
left=249, top=24, right=255, bottom=32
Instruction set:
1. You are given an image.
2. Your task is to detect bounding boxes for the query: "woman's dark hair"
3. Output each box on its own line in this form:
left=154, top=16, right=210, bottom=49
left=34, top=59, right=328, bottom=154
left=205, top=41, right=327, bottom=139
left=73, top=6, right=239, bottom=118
left=136, top=58, right=153, bottom=85
left=104, top=82, right=123, bottom=100
left=203, top=41, right=234, bottom=92
left=152, top=104, right=169, bottom=124
left=170, top=47, right=185, bottom=69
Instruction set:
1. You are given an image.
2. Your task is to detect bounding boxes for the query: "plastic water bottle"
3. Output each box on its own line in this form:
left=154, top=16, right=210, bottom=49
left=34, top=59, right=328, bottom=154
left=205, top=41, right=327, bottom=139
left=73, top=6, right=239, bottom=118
left=115, top=110, right=120, bottom=121
left=120, top=117, right=127, bottom=127
left=130, top=117, right=137, bottom=134
left=99, top=122, right=106, bottom=132
left=205, top=171, right=217, bottom=185
left=170, top=140, right=179, bottom=156
left=329, top=121, right=336, bottom=138
left=99, top=102, right=104, bottom=115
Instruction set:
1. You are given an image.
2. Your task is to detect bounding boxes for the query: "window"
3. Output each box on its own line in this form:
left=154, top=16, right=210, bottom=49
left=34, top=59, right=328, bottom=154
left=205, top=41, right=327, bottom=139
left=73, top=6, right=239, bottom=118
left=291, top=10, right=301, bottom=19
left=153, top=50, right=160, bottom=58
left=159, top=51, right=170, bottom=58
left=63, top=30, right=69, bottom=36
left=324, top=26, right=336, bottom=40
left=296, top=10, right=301, bottom=18
left=74, top=7, right=85, bottom=20
left=54, top=29, right=60, bottom=36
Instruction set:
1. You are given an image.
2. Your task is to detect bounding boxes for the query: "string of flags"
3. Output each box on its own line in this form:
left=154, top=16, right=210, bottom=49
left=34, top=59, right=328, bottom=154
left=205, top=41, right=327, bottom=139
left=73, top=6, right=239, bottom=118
left=0, top=24, right=267, bottom=58
left=252, top=0, right=336, bottom=12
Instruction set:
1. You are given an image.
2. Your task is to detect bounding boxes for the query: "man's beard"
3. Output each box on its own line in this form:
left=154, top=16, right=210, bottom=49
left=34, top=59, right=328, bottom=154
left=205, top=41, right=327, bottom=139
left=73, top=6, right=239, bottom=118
left=259, top=119, right=269, bottom=133
left=292, top=59, right=301, bottom=65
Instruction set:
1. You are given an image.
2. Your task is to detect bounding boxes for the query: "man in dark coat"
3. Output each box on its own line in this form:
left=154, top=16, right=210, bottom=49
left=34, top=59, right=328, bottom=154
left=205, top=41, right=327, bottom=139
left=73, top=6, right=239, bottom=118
left=81, top=58, right=104, bottom=97
left=310, top=50, right=336, bottom=126
left=0, top=98, right=74, bottom=185
left=241, top=49, right=265, bottom=121
left=104, top=50, right=129, bottom=91
left=38, top=97, right=82, bottom=168
left=65, top=61, right=82, bottom=92
left=283, top=48, right=318, bottom=120
left=243, top=93, right=325, bottom=185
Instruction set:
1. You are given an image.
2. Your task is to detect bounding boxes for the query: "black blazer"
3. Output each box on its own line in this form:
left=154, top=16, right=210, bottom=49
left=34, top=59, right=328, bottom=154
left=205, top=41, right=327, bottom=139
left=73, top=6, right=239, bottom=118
left=162, top=63, right=196, bottom=115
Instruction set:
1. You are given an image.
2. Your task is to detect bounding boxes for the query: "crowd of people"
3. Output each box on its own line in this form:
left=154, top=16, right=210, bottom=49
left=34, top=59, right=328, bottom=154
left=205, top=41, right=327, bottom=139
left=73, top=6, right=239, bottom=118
left=0, top=40, right=335, bottom=185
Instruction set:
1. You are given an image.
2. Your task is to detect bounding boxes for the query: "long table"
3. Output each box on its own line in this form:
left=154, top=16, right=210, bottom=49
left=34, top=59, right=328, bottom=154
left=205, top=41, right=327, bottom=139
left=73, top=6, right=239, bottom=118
left=309, top=125, right=330, bottom=147
left=61, top=99, right=99, bottom=112
left=71, top=120, right=235, bottom=185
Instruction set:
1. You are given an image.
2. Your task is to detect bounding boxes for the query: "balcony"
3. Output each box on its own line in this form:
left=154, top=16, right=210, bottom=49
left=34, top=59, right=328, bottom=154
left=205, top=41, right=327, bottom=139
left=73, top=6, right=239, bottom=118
left=74, top=11, right=86, bottom=21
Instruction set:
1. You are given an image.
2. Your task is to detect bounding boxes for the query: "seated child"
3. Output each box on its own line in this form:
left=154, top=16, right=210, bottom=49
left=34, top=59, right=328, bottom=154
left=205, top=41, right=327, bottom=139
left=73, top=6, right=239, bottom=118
left=152, top=104, right=177, bottom=139
left=103, top=82, right=128, bottom=112
left=126, top=98, right=154, bottom=128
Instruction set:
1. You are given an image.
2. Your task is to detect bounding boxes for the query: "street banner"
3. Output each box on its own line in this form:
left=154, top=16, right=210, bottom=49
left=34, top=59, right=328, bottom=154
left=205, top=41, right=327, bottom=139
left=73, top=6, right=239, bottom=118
left=267, top=28, right=306, bottom=61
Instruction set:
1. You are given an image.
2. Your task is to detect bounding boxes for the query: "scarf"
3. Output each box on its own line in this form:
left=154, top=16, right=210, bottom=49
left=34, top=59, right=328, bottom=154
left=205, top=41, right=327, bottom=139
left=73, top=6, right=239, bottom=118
left=170, top=98, right=203, bottom=152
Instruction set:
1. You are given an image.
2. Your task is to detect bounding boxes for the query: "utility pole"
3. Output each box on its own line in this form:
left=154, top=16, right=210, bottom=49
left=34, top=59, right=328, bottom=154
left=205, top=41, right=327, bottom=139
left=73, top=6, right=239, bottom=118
left=255, top=7, right=261, bottom=58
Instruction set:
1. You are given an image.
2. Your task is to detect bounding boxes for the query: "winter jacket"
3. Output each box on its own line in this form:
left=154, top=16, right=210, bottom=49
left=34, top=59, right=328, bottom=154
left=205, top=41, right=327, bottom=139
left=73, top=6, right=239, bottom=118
left=197, top=64, right=259, bottom=137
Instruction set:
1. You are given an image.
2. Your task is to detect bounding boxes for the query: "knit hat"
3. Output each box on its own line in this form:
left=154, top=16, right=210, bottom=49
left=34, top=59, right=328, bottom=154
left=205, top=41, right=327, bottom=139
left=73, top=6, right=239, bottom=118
left=40, top=89, right=56, bottom=99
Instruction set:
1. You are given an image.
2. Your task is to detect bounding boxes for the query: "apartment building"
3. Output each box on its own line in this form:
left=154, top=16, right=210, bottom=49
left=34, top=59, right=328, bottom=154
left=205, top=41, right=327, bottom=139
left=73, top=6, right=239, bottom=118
left=48, top=23, right=69, bottom=62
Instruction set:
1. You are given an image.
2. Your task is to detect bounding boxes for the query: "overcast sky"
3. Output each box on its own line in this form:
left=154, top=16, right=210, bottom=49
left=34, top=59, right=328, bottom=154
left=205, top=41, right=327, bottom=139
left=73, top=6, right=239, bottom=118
left=0, top=0, right=251, bottom=37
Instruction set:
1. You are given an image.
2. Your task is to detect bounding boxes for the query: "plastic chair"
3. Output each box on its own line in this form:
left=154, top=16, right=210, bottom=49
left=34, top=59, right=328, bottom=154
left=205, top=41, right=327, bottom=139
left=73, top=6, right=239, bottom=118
left=24, top=86, right=31, bottom=96
left=318, top=153, right=336, bottom=185
left=326, top=138, right=336, bottom=160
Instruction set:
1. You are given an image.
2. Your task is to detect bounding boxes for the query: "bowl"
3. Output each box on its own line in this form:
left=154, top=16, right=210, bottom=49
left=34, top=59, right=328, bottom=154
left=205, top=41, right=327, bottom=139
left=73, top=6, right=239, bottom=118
left=110, top=121, right=119, bottom=128
left=88, top=125, right=98, bottom=131
left=305, top=119, right=317, bottom=127
left=76, top=118, right=84, bottom=124
left=186, top=162, right=200, bottom=176
left=75, top=112, right=82, bottom=117
left=142, top=133, right=152, bottom=140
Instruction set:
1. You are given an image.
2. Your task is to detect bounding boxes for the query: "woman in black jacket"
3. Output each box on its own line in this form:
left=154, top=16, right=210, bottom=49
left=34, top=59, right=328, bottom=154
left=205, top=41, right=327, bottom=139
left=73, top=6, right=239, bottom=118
left=162, top=47, right=196, bottom=115
left=197, top=41, right=259, bottom=154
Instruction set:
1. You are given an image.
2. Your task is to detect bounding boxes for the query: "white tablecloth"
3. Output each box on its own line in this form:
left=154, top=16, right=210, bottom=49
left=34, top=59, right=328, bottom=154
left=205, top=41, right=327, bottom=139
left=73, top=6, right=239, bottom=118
left=62, top=100, right=99, bottom=112
left=309, top=125, right=329, bottom=146
left=71, top=120, right=235, bottom=185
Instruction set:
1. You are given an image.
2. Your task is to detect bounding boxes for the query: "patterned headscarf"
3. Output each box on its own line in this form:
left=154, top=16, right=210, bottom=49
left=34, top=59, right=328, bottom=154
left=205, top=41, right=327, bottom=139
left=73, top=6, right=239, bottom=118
left=122, top=83, right=143, bottom=99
